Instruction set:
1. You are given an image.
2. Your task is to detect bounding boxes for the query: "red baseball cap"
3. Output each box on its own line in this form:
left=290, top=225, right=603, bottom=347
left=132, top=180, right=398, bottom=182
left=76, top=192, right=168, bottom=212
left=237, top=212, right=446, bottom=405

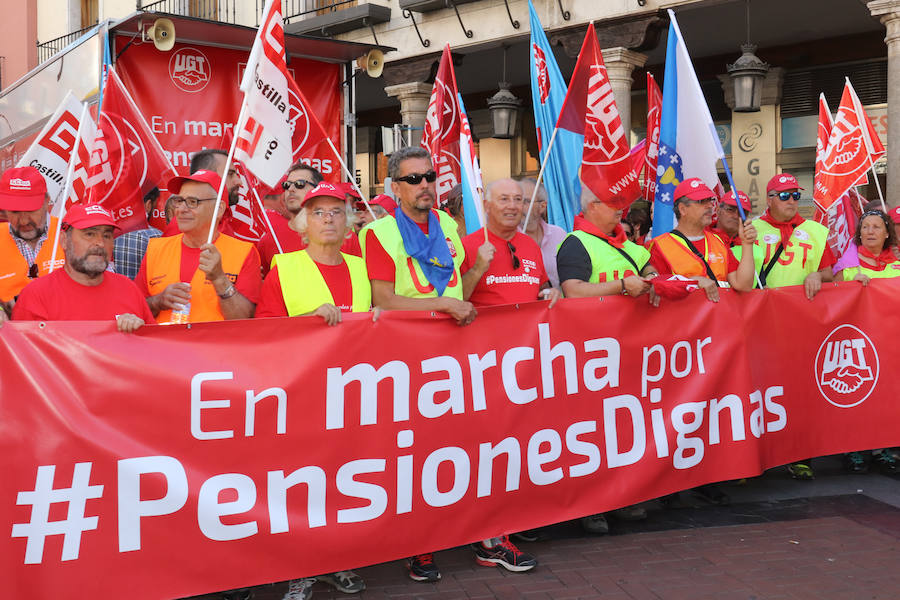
left=674, top=178, right=716, bottom=202
left=63, top=203, right=121, bottom=232
left=337, top=182, right=362, bottom=201
left=766, top=173, right=804, bottom=193
left=167, top=169, right=223, bottom=195
left=721, top=190, right=751, bottom=211
left=0, top=166, right=48, bottom=211
left=300, top=182, right=348, bottom=208
left=357, top=194, right=397, bottom=215
left=888, top=206, right=900, bottom=224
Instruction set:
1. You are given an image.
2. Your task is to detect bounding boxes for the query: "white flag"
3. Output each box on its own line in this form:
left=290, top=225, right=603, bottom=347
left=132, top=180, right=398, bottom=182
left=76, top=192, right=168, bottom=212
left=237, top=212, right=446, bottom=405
left=233, top=0, right=293, bottom=188
left=51, top=105, right=99, bottom=218
left=16, top=91, right=84, bottom=205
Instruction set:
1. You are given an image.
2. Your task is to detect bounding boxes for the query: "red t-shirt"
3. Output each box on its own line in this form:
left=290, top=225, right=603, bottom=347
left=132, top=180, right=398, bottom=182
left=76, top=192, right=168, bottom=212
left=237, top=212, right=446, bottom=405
left=363, top=218, right=432, bottom=283
left=13, top=268, right=156, bottom=323
left=650, top=235, right=740, bottom=277
left=256, top=261, right=354, bottom=318
left=461, top=228, right=548, bottom=306
left=256, top=218, right=362, bottom=277
left=135, top=239, right=262, bottom=304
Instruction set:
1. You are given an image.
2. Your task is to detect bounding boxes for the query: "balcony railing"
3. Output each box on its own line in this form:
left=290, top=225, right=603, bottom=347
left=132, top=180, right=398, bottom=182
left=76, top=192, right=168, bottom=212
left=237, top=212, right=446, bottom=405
left=36, top=24, right=97, bottom=64
left=283, top=0, right=358, bottom=24
left=138, top=0, right=238, bottom=24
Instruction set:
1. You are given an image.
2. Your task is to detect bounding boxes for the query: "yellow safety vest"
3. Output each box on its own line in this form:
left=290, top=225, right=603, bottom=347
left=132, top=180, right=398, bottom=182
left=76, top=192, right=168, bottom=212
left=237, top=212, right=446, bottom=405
left=751, top=218, right=828, bottom=288
left=273, top=250, right=371, bottom=316
left=842, top=261, right=900, bottom=281
left=565, top=230, right=650, bottom=283
left=361, top=210, right=464, bottom=300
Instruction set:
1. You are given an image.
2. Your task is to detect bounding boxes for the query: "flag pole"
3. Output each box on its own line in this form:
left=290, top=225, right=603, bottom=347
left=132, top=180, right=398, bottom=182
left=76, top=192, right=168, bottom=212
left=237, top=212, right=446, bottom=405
left=249, top=185, right=284, bottom=254
left=522, top=125, right=561, bottom=233
left=49, top=103, right=90, bottom=274
left=206, top=102, right=248, bottom=245
left=867, top=159, right=887, bottom=212
left=324, top=136, right=377, bottom=221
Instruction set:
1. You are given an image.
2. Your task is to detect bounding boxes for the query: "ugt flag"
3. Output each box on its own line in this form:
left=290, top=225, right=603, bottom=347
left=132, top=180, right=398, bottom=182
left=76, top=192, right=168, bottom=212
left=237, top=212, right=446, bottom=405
left=653, top=9, right=726, bottom=235
left=16, top=91, right=84, bottom=205
left=234, top=0, right=294, bottom=189
left=813, top=79, right=885, bottom=210
left=644, top=73, right=662, bottom=200
left=85, top=68, right=177, bottom=233
left=457, top=93, right=485, bottom=235
left=52, top=104, right=97, bottom=218
left=556, top=24, right=640, bottom=210
left=528, top=0, right=582, bottom=230
left=422, top=44, right=462, bottom=208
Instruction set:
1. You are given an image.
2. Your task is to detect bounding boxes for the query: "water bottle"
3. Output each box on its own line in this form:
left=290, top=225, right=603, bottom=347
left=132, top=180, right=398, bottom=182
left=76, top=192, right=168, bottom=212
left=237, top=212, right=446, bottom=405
left=169, top=302, right=191, bottom=325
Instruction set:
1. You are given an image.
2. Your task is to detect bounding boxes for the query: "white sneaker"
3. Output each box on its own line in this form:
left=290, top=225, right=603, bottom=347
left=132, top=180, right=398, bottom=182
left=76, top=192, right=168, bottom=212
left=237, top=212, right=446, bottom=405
left=282, top=578, right=315, bottom=600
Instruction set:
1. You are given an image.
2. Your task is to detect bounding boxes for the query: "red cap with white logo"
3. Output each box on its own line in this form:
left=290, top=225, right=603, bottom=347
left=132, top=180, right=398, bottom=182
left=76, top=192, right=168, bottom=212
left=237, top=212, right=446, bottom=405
left=766, top=173, right=804, bottom=193
left=167, top=169, right=223, bottom=196
left=63, top=203, right=122, bottom=233
left=721, top=190, right=751, bottom=211
left=888, top=206, right=900, bottom=225
left=0, top=166, right=48, bottom=211
left=300, top=182, right=349, bottom=208
left=674, top=178, right=716, bottom=202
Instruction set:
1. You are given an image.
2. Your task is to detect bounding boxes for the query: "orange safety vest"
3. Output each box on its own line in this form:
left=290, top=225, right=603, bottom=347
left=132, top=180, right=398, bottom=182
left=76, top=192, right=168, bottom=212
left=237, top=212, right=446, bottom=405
left=652, top=231, right=730, bottom=282
left=0, top=217, right=65, bottom=302
left=144, top=233, right=253, bottom=323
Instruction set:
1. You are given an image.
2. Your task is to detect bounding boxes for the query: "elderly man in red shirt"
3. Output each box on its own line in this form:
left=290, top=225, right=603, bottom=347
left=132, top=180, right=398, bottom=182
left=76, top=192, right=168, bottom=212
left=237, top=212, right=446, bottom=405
left=461, top=178, right=560, bottom=307
left=13, top=204, right=153, bottom=331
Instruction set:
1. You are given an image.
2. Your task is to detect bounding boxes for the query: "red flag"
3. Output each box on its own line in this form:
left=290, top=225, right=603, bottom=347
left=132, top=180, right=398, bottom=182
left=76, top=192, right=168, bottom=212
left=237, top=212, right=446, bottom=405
left=286, top=76, right=330, bottom=165
left=86, top=68, right=177, bottom=233
left=813, top=80, right=885, bottom=210
left=815, top=187, right=863, bottom=261
left=555, top=25, right=639, bottom=209
left=644, top=72, right=662, bottom=200
left=813, top=93, right=833, bottom=206
left=421, top=45, right=462, bottom=207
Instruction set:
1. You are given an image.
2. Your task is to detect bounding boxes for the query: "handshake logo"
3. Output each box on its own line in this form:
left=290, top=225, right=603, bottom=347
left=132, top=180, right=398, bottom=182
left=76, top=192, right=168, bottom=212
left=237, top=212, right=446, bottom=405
left=815, top=325, right=880, bottom=408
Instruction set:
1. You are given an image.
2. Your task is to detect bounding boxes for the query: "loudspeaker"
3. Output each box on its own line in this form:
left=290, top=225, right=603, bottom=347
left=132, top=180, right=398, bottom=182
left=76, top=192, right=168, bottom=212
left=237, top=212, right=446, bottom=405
left=145, top=18, right=175, bottom=52
left=356, top=49, right=384, bottom=78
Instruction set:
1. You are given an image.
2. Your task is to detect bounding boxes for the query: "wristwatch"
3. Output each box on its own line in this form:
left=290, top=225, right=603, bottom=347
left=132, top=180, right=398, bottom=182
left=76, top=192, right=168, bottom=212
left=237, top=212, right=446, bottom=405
left=218, top=283, right=237, bottom=300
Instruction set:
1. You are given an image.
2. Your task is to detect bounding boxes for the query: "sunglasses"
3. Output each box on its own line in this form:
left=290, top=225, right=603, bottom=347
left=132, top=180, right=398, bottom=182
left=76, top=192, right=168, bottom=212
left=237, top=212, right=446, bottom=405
left=769, top=191, right=801, bottom=201
left=507, top=241, right=521, bottom=270
left=282, top=179, right=315, bottom=190
left=395, top=171, right=437, bottom=185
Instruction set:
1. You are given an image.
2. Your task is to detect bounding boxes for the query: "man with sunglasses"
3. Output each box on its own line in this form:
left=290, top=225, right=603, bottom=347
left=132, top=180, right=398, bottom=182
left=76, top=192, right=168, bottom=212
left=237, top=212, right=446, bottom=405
left=752, top=174, right=834, bottom=300
left=461, top=178, right=559, bottom=308
left=649, top=178, right=757, bottom=302
left=0, top=166, right=65, bottom=319
left=137, top=170, right=261, bottom=323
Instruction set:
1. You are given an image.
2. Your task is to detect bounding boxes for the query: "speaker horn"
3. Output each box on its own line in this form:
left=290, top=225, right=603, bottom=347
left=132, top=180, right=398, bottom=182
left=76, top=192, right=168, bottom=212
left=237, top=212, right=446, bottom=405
left=144, top=18, right=175, bottom=52
left=356, top=49, right=384, bottom=78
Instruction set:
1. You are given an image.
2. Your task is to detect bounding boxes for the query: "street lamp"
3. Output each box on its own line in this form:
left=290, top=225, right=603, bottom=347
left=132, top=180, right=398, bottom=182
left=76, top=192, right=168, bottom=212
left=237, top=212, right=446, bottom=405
left=726, top=1, right=769, bottom=112
left=487, top=46, right=522, bottom=138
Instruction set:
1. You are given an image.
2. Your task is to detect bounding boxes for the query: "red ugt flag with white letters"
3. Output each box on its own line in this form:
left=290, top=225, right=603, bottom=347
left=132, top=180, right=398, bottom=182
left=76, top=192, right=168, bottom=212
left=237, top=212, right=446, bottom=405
left=421, top=45, right=462, bottom=208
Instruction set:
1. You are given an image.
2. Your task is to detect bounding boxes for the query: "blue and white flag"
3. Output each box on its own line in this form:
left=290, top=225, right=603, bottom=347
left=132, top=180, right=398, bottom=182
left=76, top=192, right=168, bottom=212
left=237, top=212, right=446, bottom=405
left=458, top=93, right=485, bottom=235
left=528, top=0, right=582, bottom=231
left=652, top=9, right=727, bottom=235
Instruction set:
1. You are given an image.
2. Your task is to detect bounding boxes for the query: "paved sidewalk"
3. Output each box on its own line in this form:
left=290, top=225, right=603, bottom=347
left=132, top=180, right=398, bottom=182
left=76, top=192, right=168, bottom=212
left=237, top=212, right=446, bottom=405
left=196, top=458, right=900, bottom=600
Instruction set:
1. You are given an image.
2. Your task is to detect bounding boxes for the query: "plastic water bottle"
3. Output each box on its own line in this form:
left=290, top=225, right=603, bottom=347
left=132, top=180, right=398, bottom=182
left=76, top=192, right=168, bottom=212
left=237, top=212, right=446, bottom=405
left=169, top=302, right=191, bottom=325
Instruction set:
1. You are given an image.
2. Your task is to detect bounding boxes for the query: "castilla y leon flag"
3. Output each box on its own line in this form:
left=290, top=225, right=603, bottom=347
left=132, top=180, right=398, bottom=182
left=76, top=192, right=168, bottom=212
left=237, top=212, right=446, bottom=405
left=82, top=68, right=177, bottom=232
left=555, top=24, right=640, bottom=210
left=234, top=0, right=294, bottom=189
left=15, top=91, right=85, bottom=205
left=813, top=79, right=885, bottom=210
left=421, top=44, right=462, bottom=208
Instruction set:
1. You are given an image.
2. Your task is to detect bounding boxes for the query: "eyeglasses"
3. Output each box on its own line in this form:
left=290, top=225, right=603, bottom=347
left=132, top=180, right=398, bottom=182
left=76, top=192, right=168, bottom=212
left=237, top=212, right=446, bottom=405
left=282, top=179, right=315, bottom=191
left=309, top=208, right=345, bottom=221
left=681, top=197, right=716, bottom=206
left=769, top=191, right=802, bottom=201
left=170, top=196, right=217, bottom=209
left=507, top=241, right=521, bottom=270
left=395, top=171, right=437, bottom=185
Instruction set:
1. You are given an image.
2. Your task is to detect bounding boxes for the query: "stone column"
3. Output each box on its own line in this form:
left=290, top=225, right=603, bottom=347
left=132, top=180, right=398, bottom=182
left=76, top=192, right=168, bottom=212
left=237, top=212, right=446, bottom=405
left=384, top=82, right=432, bottom=147
left=601, top=47, right=647, bottom=136
left=869, top=0, right=900, bottom=206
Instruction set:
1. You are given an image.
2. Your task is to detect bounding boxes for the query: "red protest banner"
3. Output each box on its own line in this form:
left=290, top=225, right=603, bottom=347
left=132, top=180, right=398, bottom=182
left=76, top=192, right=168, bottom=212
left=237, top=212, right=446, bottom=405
left=3, top=282, right=899, bottom=599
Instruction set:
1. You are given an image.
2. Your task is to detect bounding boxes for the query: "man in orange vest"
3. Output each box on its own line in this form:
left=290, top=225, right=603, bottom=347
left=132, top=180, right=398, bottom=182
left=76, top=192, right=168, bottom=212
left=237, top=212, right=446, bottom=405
left=649, top=178, right=757, bottom=301
left=0, top=166, right=65, bottom=320
left=136, top=170, right=261, bottom=323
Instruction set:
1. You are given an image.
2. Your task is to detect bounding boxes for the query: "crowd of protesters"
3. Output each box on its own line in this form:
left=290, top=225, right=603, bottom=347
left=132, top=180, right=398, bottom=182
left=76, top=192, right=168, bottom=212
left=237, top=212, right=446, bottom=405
left=1, top=146, right=899, bottom=600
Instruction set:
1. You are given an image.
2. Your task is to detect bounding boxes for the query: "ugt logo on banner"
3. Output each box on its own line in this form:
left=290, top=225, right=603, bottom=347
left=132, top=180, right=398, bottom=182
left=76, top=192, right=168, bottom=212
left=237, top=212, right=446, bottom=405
left=169, top=47, right=211, bottom=93
left=814, top=324, right=880, bottom=408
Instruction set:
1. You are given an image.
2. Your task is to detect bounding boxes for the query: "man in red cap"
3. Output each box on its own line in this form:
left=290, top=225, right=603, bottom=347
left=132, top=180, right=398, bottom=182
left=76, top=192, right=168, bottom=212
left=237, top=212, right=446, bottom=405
left=12, top=204, right=153, bottom=331
left=256, top=182, right=371, bottom=322
left=462, top=178, right=559, bottom=308
left=649, top=178, right=757, bottom=301
left=0, top=166, right=65, bottom=314
left=708, top=190, right=752, bottom=248
left=354, top=194, right=396, bottom=232
left=888, top=206, right=900, bottom=257
left=751, top=173, right=834, bottom=300
left=136, top=169, right=261, bottom=323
